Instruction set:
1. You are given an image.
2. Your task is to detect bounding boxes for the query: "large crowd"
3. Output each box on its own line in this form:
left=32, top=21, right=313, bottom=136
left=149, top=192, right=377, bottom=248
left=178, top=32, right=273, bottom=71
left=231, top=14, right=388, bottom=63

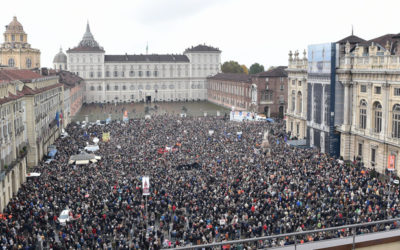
left=1, top=115, right=400, bottom=249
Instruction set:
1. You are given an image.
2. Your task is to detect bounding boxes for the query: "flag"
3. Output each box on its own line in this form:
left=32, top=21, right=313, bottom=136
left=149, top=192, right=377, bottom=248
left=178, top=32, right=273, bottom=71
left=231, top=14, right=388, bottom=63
left=388, top=155, right=396, bottom=171
left=56, top=112, right=60, bottom=128
left=142, top=176, right=150, bottom=196
left=102, top=132, right=110, bottom=142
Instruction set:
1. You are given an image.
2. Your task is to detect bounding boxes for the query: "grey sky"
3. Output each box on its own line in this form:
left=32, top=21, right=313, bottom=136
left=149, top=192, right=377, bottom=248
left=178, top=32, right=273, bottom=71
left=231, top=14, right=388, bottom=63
left=2, top=0, right=400, bottom=69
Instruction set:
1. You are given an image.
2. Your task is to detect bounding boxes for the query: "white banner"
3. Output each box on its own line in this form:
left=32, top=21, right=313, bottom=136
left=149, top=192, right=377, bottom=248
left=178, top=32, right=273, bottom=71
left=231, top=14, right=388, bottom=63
left=142, top=176, right=150, bottom=196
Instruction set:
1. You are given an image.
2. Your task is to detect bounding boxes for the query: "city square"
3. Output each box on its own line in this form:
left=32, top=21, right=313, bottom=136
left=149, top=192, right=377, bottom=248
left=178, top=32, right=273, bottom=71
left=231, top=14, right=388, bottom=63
left=2, top=0, right=400, bottom=249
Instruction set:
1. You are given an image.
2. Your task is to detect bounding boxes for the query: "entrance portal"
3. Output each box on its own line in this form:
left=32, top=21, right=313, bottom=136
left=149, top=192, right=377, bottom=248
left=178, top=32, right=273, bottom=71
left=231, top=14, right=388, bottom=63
left=279, top=106, right=284, bottom=118
left=146, top=96, right=151, bottom=103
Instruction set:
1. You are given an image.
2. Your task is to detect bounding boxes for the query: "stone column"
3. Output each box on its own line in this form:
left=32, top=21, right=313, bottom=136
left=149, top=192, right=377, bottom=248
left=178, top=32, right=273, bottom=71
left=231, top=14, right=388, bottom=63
left=343, top=82, right=350, bottom=125
left=366, top=82, right=373, bottom=131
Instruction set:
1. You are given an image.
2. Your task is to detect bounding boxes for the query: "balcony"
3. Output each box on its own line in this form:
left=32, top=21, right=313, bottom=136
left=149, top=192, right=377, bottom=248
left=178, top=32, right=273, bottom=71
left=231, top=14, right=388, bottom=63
left=0, top=146, right=28, bottom=181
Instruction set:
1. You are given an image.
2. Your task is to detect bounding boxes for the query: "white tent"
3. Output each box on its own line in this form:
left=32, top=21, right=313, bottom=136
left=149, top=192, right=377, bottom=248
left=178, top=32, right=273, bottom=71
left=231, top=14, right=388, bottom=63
left=27, top=172, right=41, bottom=177
left=84, top=145, right=99, bottom=152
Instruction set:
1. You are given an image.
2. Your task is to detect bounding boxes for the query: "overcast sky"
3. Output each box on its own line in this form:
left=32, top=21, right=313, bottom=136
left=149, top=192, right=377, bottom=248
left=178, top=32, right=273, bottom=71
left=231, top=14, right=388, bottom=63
left=2, top=0, right=400, bottom=69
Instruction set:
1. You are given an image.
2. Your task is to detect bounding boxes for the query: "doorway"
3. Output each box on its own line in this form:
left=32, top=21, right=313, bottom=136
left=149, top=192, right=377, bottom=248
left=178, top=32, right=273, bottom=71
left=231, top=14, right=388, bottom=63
left=279, top=106, right=284, bottom=118
left=264, top=106, right=270, bottom=117
left=146, top=96, right=151, bottom=103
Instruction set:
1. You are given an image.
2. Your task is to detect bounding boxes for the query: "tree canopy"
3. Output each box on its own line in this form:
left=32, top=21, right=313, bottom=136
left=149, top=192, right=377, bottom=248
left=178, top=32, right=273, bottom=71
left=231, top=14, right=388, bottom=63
left=249, top=63, right=265, bottom=75
left=221, top=61, right=244, bottom=74
left=240, top=65, right=249, bottom=74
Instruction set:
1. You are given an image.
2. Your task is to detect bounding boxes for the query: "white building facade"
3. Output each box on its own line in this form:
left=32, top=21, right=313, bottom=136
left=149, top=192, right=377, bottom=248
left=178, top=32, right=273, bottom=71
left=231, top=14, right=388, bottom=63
left=65, top=23, right=221, bottom=103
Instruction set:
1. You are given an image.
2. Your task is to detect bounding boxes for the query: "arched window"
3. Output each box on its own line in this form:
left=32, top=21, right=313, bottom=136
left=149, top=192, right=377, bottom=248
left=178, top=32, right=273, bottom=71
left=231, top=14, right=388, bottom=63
left=297, top=91, right=302, bottom=114
left=26, top=58, right=32, bottom=68
left=392, top=104, right=400, bottom=138
left=90, top=86, right=95, bottom=91
left=97, top=85, right=102, bottom=91
left=359, top=100, right=367, bottom=129
left=122, top=85, right=126, bottom=91
left=8, top=58, right=15, bottom=67
left=373, top=102, right=382, bottom=133
left=106, top=84, right=110, bottom=91
left=114, top=85, right=119, bottom=91
left=291, top=90, right=296, bottom=112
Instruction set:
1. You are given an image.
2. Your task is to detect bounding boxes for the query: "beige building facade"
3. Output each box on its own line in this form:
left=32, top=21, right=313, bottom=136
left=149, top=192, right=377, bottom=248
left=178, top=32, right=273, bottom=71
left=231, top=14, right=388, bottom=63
left=0, top=17, right=40, bottom=69
left=0, top=69, right=64, bottom=167
left=286, top=50, right=308, bottom=139
left=337, top=36, right=400, bottom=175
left=0, top=79, right=28, bottom=211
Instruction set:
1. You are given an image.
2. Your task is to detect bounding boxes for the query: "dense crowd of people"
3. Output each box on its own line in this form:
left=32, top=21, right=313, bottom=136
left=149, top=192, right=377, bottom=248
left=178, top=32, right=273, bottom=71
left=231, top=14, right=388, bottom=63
left=1, top=115, right=400, bottom=249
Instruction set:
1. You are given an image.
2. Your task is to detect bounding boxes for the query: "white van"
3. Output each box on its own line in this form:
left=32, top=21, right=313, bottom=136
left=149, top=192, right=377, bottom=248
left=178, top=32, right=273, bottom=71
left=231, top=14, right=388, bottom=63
left=58, top=209, right=71, bottom=225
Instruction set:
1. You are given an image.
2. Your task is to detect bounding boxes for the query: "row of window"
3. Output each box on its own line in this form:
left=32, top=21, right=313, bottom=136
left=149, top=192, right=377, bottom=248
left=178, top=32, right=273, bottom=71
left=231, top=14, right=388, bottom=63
left=105, top=70, right=160, bottom=78
left=7, top=58, right=32, bottom=68
left=291, top=91, right=303, bottom=114
left=5, top=34, right=24, bottom=42
left=359, top=100, right=400, bottom=137
left=89, top=83, right=204, bottom=91
left=291, top=80, right=302, bottom=86
left=360, top=85, right=400, bottom=96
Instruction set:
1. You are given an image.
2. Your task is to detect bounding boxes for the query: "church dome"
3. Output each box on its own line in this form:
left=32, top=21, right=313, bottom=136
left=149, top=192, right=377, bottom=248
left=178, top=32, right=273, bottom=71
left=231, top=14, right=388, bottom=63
left=5, top=16, right=25, bottom=33
left=53, top=48, right=67, bottom=63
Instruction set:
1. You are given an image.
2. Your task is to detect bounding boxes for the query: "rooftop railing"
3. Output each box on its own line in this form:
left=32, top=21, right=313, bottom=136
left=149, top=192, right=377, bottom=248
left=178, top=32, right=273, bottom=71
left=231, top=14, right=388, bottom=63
left=167, top=217, right=400, bottom=250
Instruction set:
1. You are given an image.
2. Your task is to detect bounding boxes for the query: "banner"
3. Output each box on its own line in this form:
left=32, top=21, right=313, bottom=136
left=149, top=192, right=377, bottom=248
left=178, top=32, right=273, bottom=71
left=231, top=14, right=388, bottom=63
left=102, top=132, right=110, bottom=142
left=123, top=110, right=128, bottom=122
left=388, top=155, right=396, bottom=171
left=142, top=176, right=150, bottom=196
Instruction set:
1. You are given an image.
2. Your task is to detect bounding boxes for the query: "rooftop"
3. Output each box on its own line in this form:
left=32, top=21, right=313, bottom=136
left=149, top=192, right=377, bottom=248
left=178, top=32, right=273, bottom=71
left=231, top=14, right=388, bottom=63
left=208, top=73, right=251, bottom=83
left=255, top=66, right=288, bottom=77
left=336, top=34, right=367, bottom=44
left=184, top=44, right=221, bottom=53
left=58, top=70, right=84, bottom=87
left=0, top=69, right=42, bottom=83
left=67, top=22, right=104, bottom=53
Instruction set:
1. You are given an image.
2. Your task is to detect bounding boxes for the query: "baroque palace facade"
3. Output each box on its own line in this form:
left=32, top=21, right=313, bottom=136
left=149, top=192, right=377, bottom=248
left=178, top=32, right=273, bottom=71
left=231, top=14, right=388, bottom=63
left=0, top=17, right=40, bottom=69
left=55, top=23, right=221, bottom=103
left=287, top=32, right=400, bottom=175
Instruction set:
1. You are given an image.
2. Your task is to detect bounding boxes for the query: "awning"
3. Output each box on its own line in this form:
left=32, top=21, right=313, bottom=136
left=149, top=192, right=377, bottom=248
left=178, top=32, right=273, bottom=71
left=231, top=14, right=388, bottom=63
left=286, top=139, right=308, bottom=148
left=27, top=173, right=41, bottom=177
left=76, top=160, right=90, bottom=165
left=84, top=145, right=99, bottom=152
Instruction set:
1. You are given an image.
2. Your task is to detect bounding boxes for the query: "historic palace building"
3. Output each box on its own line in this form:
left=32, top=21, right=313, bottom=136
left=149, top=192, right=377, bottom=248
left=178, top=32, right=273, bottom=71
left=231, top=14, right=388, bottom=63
left=287, top=32, right=400, bottom=175
left=252, top=66, right=288, bottom=118
left=207, top=73, right=253, bottom=111
left=337, top=33, right=400, bottom=175
left=56, top=23, right=221, bottom=103
left=207, top=67, right=288, bottom=117
left=0, top=17, right=40, bottom=69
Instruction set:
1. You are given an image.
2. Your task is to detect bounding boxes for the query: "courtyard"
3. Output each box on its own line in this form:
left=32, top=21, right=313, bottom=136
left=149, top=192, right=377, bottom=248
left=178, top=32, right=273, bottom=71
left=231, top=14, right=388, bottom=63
left=72, top=101, right=230, bottom=122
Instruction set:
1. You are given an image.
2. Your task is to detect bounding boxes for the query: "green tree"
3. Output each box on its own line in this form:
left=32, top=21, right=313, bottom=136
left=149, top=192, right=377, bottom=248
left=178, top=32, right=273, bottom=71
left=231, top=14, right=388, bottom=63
left=221, top=61, right=244, bottom=73
left=249, top=63, right=265, bottom=74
